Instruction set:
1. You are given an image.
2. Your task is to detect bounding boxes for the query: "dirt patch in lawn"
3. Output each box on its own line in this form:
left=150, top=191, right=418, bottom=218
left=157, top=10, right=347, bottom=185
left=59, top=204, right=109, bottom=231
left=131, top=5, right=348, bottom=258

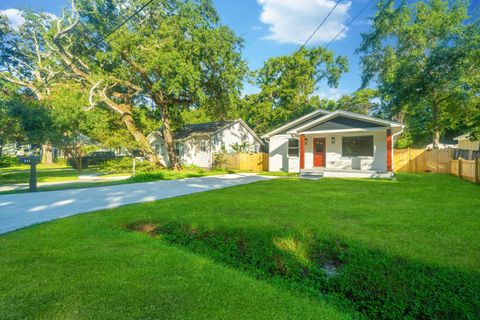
left=125, top=221, right=480, bottom=320
left=127, top=222, right=346, bottom=282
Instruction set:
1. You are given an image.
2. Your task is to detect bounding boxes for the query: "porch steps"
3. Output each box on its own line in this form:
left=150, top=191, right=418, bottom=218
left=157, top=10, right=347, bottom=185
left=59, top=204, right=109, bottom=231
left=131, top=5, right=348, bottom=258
left=299, top=172, right=324, bottom=180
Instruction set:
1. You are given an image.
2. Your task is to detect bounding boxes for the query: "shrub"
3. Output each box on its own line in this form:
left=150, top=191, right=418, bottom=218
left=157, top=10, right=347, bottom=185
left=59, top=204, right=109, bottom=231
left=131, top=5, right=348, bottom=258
left=99, top=157, right=157, bottom=174
left=128, top=172, right=165, bottom=182
left=0, top=155, right=18, bottom=167
left=212, top=151, right=229, bottom=170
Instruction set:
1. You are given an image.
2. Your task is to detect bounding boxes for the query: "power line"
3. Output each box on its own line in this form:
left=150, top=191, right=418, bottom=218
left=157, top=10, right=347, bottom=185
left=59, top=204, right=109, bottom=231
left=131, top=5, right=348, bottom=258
left=295, top=0, right=343, bottom=54
left=325, top=0, right=376, bottom=49
left=33, top=0, right=158, bottom=95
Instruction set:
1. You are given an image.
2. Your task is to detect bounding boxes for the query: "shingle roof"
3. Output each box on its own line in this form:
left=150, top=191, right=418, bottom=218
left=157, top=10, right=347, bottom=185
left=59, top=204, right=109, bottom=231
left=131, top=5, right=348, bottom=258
left=172, top=120, right=235, bottom=140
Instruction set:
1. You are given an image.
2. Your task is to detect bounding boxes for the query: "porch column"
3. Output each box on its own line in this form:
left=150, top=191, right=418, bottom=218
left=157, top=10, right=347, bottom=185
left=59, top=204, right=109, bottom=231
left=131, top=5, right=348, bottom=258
left=386, top=129, right=392, bottom=172
left=300, top=134, right=305, bottom=169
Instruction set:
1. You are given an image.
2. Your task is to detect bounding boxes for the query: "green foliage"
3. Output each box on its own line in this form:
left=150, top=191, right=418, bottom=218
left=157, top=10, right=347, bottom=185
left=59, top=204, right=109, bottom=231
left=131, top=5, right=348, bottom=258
left=358, top=0, right=480, bottom=146
left=0, top=155, right=18, bottom=168
left=0, top=93, right=56, bottom=145
left=212, top=151, right=229, bottom=170
left=238, top=48, right=347, bottom=134
left=99, top=157, right=156, bottom=174
left=336, top=88, right=379, bottom=115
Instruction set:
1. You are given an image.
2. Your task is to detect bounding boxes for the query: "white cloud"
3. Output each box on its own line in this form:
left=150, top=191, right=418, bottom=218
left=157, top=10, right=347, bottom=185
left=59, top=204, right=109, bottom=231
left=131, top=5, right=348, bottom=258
left=317, top=87, right=347, bottom=101
left=257, top=0, right=351, bottom=45
left=0, top=9, right=58, bottom=30
left=0, top=9, right=25, bottom=29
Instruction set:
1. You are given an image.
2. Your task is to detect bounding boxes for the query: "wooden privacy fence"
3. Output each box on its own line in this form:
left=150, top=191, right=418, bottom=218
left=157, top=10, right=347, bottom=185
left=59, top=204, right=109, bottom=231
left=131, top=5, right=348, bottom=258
left=214, top=153, right=269, bottom=172
left=394, top=148, right=452, bottom=173
left=450, top=159, right=480, bottom=184
left=394, top=148, right=479, bottom=184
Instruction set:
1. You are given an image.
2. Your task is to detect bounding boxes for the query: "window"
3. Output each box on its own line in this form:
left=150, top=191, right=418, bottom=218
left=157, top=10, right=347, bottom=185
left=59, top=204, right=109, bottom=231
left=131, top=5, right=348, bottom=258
left=342, top=136, right=374, bottom=157
left=174, top=142, right=184, bottom=158
left=288, top=138, right=299, bottom=157
left=200, top=141, right=207, bottom=152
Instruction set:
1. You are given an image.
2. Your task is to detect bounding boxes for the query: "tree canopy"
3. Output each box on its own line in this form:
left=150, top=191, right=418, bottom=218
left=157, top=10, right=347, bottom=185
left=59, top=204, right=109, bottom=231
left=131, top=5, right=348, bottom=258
left=358, top=0, right=480, bottom=147
left=238, top=48, right=348, bottom=134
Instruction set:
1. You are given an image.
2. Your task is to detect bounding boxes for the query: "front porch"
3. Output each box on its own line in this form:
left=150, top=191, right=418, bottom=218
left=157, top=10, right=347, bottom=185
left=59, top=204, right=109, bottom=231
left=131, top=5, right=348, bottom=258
left=300, top=167, right=393, bottom=179
left=295, top=130, right=393, bottom=174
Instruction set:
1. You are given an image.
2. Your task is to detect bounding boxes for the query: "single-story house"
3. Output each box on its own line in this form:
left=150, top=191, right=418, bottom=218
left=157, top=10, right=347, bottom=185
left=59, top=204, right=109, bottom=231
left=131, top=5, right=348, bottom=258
left=148, top=119, right=264, bottom=168
left=262, top=109, right=403, bottom=178
left=453, top=133, right=479, bottom=151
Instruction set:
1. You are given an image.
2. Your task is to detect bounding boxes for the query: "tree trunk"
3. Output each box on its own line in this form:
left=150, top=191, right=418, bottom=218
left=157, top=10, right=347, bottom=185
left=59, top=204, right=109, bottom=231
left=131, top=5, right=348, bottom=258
left=121, top=112, right=163, bottom=166
left=432, top=103, right=440, bottom=149
left=158, top=102, right=182, bottom=171
left=41, top=143, right=53, bottom=164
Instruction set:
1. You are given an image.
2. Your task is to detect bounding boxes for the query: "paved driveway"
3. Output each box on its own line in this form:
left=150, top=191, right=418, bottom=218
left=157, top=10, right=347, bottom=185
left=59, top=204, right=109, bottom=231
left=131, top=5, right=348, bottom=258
left=0, top=174, right=274, bottom=235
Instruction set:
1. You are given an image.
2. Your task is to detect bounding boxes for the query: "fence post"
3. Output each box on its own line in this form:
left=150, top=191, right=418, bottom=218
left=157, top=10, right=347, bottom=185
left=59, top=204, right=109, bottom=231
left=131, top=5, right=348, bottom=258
left=458, top=157, right=462, bottom=178
left=475, top=158, right=479, bottom=184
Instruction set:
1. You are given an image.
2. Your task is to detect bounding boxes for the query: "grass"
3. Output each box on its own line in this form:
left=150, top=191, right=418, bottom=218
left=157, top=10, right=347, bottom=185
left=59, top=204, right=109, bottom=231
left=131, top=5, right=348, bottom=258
left=0, top=169, right=286, bottom=195
left=0, top=168, right=98, bottom=184
left=0, top=174, right=479, bottom=319
left=0, top=163, right=69, bottom=172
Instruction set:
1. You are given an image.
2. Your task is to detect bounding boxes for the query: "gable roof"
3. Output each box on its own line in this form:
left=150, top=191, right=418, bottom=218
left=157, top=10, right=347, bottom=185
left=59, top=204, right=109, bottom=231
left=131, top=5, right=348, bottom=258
left=148, top=119, right=264, bottom=145
left=291, top=110, right=402, bottom=133
left=453, top=133, right=473, bottom=141
left=173, top=120, right=235, bottom=139
left=261, top=109, right=331, bottom=138
left=262, top=109, right=402, bottom=138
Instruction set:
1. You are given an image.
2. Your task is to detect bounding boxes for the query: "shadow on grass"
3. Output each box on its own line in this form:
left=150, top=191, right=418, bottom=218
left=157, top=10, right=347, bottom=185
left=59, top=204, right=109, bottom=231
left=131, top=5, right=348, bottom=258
left=127, top=221, right=479, bottom=320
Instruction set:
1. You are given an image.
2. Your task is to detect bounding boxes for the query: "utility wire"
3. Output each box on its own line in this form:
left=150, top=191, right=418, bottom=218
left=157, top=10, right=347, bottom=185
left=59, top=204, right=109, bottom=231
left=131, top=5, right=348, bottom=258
left=33, top=0, right=159, bottom=95
left=295, top=0, right=343, bottom=55
left=325, top=0, right=376, bottom=49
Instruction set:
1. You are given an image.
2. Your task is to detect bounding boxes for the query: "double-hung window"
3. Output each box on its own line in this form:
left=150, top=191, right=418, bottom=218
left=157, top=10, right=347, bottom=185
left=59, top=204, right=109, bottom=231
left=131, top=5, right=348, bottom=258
left=288, top=138, right=299, bottom=157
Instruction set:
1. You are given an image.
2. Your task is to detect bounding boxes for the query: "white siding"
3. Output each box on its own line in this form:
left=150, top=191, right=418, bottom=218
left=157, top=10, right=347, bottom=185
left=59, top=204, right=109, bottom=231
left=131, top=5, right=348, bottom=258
left=268, top=135, right=290, bottom=172
left=211, top=122, right=261, bottom=153
left=269, top=130, right=388, bottom=172
left=149, top=121, right=262, bottom=169
left=304, top=131, right=387, bottom=171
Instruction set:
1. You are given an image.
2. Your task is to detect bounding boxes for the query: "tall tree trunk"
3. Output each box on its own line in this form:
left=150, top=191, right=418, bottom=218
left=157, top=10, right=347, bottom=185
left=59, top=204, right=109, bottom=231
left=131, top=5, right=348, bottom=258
left=41, top=143, right=53, bottom=164
left=121, top=112, right=162, bottom=166
left=432, top=103, right=440, bottom=149
left=158, top=102, right=182, bottom=171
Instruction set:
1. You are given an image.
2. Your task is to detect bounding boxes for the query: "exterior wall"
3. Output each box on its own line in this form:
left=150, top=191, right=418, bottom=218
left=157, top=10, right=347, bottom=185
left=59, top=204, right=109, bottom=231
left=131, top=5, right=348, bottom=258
left=211, top=122, right=261, bottom=153
left=268, top=130, right=388, bottom=172
left=268, top=135, right=289, bottom=172
left=304, top=131, right=387, bottom=171
left=458, top=139, right=480, bottom=151
left=149, top=121, right=262, bottom=169
left=148, top=134, right=169, bottom=166
left=182, top=135, right=211, bottom=168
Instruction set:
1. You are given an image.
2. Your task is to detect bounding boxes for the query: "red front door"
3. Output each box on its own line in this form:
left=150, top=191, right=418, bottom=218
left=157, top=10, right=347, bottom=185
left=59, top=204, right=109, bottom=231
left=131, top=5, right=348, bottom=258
left=313, top=138, right=326, bottom=167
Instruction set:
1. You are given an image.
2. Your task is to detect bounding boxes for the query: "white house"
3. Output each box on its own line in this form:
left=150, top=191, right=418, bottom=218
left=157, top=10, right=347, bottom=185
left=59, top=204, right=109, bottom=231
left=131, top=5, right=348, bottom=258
left=148, top=119, right=264, bottom=168
left=453, top=133, right=479, bottom=151
left=262, top=109, right=403, bottom=178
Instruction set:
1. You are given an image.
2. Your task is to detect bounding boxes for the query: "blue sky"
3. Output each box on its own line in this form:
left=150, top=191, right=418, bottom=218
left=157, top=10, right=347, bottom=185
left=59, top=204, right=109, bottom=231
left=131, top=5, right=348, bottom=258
left=2, top=0, right=479, bottom=100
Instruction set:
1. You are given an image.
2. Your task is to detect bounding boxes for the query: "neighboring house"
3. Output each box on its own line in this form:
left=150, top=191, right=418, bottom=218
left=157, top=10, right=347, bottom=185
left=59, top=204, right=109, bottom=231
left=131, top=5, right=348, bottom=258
left=148, top=119, right=264, bottom=168
left=453, top=133, right=479, bottom=151
left=262, top=109, right=403, bottom=178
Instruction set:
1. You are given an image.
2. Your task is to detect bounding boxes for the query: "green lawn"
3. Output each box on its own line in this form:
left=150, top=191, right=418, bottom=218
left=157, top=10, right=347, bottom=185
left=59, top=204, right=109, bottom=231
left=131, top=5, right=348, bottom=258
left=0, top=174, right=478, bottom=319
left=0, top=168, right=98, bottom=184
left=0, top=170, right=293, bottom=194
left=0, top=163, right=70, bottom=172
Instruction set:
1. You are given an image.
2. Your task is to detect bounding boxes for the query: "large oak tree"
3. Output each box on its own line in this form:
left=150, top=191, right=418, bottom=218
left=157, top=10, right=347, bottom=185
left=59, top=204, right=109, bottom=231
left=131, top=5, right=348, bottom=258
left=358, top=0, right=480, bottom=147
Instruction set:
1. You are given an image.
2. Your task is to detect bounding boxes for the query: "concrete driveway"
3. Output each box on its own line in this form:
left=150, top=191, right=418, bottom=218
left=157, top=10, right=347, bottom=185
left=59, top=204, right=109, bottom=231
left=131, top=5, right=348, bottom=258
left=0, top=174, right=274, bottom=235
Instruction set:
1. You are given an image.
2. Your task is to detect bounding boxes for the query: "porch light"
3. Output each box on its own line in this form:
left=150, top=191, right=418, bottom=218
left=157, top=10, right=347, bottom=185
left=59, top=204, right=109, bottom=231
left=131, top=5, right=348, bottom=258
left=304, top=138, right=308, bottom=144
left=331, top=137, right=335, bottom=144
